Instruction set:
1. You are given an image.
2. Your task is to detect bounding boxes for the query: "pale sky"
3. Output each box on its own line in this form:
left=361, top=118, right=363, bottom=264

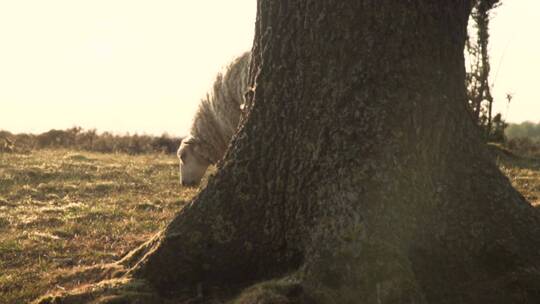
left=0, top=0, right=538, bottom=136
left=490, top=0, right=540, bottom=124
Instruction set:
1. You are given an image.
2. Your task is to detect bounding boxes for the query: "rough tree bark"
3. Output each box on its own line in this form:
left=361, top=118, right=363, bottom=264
left=39, top=1, right=540, bottom=303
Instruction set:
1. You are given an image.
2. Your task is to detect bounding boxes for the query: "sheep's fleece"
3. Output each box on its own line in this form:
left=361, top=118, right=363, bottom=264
left=177, top=52, right=250, bottom=185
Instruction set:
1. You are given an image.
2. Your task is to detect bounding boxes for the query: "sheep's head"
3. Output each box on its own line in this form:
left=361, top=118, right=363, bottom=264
left=177, top=137, right=212, bottom=186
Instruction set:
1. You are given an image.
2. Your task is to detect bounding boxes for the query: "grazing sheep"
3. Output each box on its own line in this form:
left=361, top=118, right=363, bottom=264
left=178, top=52, right=250, bottom=186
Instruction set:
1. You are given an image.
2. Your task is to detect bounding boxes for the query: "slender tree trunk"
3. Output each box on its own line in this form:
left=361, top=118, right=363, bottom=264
left=488, top=91, right=494, bottom=138
left=39, top=1, right=540, bottom=303
left=467, top=0, right=497, bottom=139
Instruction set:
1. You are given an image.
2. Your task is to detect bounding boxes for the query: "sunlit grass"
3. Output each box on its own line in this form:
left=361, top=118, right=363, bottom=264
left=0, top=149, right=199, bottom=303
left=497, top=156, right=540, bottom=206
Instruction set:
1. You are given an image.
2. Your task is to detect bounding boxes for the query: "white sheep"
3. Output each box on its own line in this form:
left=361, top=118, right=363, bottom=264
left=177, top=52, right=250, bottom=186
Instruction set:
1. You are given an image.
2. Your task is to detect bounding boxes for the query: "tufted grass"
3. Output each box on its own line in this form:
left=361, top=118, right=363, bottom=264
left=0, top=149, right=202, bottom=304
left=495, top=148, right=540, bottom=207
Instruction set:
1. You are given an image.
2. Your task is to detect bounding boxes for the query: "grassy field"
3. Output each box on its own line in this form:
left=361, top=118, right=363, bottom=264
left=0, top=149, right=201, bottom=303
left=0, top=148, right=539, bottom=303
left=497, top=151, right=540, bottom=207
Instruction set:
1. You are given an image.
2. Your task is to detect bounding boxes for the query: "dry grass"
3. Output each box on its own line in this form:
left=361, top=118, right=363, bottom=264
left=496, top=152, right=540, bottom=207
left=0, top=147, right=539, bottom=303
left=0, top=149, right=201, bottom=303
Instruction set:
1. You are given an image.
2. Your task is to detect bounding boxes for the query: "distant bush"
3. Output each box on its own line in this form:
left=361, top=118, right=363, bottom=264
left=503, top=122, right=540, bottom=158
left=0, top=131, right=15, bottom=153
left=0, top=127, right=182, bottom=155
left=506, top=137, right=540, bottom=158
left=506, top=121, right=540, bottom=142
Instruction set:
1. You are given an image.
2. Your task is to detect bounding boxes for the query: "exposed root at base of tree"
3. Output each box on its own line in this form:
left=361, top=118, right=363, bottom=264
left=35, top=271, right=314, bottom=304
left=34, top=249, right=540, bottom=304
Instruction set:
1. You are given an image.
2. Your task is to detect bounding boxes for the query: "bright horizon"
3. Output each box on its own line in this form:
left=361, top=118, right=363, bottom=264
left=0, top=0, right=538, bottom=137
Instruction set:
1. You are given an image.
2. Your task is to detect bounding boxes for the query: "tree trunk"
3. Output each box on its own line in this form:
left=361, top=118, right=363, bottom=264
left=39, top=1, right=540, bottom=303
